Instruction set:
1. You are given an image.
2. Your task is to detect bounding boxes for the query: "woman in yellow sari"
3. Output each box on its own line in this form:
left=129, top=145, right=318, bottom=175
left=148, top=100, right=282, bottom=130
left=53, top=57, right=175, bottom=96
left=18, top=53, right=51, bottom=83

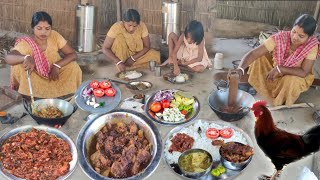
left=5, top=11, right=82, bottom=99
left=102, top=9, right=160, bottom=71
left=237, top=14, right=319, bottom=106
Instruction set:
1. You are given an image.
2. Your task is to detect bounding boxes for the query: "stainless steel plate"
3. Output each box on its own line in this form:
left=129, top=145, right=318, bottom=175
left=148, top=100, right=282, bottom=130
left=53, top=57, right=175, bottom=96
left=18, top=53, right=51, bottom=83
left=0, top=125, right=78, bottom=180
left=75, top=79, right=121, bottom=114
left=163, top=119, right=254, bottom=180
left=115, top=71, right=144, bottom=81
left=163, top=72, right=193, bottom=84
left=144, top=89, right=200, bottom=126
left=76, top=109, right=162, bottom=180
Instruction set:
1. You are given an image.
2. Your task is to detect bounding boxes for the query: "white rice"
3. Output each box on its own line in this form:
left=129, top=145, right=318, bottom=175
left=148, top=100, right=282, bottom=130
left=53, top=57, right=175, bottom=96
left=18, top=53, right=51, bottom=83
left=164, top=121, right=249, bottom=164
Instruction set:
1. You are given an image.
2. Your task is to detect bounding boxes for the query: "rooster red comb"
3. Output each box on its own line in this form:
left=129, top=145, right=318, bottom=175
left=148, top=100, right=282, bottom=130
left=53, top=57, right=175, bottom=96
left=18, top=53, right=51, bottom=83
left=252, top=100, right=267, bottom=109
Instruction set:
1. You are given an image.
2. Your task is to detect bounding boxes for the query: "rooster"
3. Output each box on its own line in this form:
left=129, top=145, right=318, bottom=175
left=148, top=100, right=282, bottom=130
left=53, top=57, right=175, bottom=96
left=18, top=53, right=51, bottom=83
left=251, top=100, right=320, bottom=180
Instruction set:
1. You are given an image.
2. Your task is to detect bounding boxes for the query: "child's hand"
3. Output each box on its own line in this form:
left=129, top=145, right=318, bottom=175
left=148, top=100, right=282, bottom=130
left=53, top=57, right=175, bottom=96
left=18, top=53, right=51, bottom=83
left=173, top=64, right=181, bottom=76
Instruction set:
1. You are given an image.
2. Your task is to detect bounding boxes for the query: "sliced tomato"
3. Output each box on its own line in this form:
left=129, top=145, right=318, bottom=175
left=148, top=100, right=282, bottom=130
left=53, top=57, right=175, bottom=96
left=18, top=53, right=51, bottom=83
left=99, top=81, right=111, bottom=89
left=220, top=128, right=233, bottom=138
left=93, top=88, right=105, bottom=97
left=161, top=100, right=170, bottom=109
left=150, top=102, right=162, bottom=113
left=181, top=109, right=187, bottom=115
left=90, top=80, right=100, bottom=89
left=206, top=128, right=220, bottom=139
left=104, top=88, right=116, bottom=97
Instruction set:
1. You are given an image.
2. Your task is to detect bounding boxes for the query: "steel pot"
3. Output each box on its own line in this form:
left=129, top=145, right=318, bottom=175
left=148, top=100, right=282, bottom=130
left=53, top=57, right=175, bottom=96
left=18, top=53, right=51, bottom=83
left=0, top=125, right=78, bottom=180
left=76, top=109, right=162, bottom=180
left=23, top=98, right=77, bottom=126
left=208, top=88, right=255, bottom=121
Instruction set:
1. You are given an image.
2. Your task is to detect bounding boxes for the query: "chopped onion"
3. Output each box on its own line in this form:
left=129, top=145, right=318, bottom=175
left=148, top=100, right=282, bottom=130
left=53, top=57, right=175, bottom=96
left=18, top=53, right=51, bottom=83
left=153, top=90, right=174, bottom=101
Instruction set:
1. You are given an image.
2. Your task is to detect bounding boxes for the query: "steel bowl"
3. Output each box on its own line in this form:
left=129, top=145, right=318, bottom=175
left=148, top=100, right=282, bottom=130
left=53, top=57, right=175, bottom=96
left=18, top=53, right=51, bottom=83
left=219, top=142, right=253, bottom=171
left=208, top=88, right=255, bottom=121
left=232, top=60, right=241, bottom=69
left=76, top=109, right=162, bottom=180
left=126, top=80, right=153, bottom=94
left=23, top=98, right=77, bottom=126
left=0, top=125, right=78, bottom=180
left=178, top=149, right=213, bottom=179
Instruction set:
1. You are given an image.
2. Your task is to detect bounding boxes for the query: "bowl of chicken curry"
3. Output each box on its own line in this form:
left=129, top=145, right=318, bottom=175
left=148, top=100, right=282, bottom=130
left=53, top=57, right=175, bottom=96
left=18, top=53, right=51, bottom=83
left=76, top=109, right=162, bottom=180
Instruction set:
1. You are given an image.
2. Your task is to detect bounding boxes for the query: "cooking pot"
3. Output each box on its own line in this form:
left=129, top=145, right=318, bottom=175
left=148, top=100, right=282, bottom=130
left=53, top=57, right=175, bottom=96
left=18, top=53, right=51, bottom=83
left=208, top=88, right=255, bottom=121
left=0, top=125, right=78, bottom=180
left=77, top=109, right=162, bottom=180
left=23, top=98, right=77, bottom=126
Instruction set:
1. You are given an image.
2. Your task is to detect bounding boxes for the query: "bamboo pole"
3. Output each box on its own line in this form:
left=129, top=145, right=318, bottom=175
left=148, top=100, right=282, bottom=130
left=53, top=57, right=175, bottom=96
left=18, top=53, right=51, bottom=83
left=314, top=0, right=320, bottom=21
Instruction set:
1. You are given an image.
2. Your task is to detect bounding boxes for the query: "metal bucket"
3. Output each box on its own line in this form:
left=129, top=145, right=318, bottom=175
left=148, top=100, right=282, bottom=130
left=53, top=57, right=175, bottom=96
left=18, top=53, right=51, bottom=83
left=162, top=1, right=181, bottom=44
left=76, top=4, right=96, bottom=52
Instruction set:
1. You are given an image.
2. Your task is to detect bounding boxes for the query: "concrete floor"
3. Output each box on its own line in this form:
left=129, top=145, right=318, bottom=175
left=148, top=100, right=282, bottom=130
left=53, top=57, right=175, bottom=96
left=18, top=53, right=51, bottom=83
left=0, top=38, right=319, bottom=180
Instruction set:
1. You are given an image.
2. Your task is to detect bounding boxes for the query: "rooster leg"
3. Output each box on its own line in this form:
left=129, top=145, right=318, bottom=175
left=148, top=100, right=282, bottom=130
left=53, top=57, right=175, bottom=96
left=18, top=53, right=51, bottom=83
left=270, top=170, right=282, bottom=180
left=258, top=175, right=271, bottom=180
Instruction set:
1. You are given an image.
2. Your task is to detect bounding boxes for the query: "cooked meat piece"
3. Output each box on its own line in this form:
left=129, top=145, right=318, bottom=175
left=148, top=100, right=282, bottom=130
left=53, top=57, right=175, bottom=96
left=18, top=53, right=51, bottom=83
left=116, top=122, right=127, bottom=134
left=101, top=126, right=108, bottom=134
left=169, top=133, right=194, bottom=153
left=212, top=139, right=225, bottom=146
left=101, top=167, right=111, bottom=177
left=136, top=149, right=151, bottom=164
left=123, top=144, right=137, bottom=162
left=131, top=161, right=141, bottom=175
left=129, top=121, right=138, bottom=134
left=110, top=157, right=129, bottom=178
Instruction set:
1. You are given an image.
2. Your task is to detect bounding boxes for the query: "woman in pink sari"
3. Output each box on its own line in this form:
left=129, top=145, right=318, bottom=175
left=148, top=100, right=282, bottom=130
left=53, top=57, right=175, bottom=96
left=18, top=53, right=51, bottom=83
left=5, top=11, right=82, bottom=98
left=237, top=14, right=319, bottom=106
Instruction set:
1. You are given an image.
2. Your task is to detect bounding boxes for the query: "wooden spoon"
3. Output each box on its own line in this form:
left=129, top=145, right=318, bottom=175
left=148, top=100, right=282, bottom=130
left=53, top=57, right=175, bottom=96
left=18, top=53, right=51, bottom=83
left=26, top=71, right=36, bottom=114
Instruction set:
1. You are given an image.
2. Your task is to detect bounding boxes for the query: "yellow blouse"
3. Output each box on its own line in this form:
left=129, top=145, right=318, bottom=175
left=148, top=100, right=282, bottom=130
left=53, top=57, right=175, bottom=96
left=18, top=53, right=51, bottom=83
left=107, top=21, right=148, bottom=52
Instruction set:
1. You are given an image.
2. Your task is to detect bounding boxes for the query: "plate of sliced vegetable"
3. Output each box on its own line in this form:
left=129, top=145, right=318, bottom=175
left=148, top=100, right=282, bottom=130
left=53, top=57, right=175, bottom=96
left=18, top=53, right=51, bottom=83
left=75, top=79, right=121, bottom=114
left=144, top=89, right=200, bottom=125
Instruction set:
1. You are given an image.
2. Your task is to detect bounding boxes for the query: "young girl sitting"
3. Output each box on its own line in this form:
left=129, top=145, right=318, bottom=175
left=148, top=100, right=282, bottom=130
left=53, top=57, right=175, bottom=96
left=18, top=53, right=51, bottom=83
left=161, top=20, right=212, bottom=75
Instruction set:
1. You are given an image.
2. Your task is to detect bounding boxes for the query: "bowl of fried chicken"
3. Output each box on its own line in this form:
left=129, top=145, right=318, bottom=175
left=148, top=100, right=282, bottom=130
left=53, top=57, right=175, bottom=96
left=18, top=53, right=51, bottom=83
left=76, top=109, right=162, bottom=180
left=219, top=142, right=253, bottom=170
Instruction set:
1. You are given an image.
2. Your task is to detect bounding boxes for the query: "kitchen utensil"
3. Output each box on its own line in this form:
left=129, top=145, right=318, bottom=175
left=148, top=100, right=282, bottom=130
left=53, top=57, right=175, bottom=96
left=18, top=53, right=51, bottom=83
left=144, top=89, right=200, bottom=126
left=0, top=125, right=78, bottom=180
left=149, top=60, right=156, bottom=71
left=208, top=88, right=255, bottom=121
left=178, top=149, right=213, bottom=179
left=75, top=80, right=121, bottom=114
left=108, top=79, right=138, bottom=90
left=76, top=109, right=162, bottom=180
left=163, top=119, right=254, bottom=180
left=23, top=98, right=77, bottom=126
left=26, top=71, right=36, bottom=114
left=155, top=66, right=161, bottom=76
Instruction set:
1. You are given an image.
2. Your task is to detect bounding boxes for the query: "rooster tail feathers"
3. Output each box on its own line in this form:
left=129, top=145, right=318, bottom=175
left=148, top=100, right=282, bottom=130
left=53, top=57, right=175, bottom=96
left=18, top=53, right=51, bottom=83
left=302, top=125, right=320, bottom=145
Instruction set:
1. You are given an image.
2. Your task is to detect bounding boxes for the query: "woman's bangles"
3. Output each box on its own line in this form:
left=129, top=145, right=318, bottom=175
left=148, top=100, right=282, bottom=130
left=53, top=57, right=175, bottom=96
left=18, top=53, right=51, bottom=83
left=276, top=65, right=282, bottom=74
left=237, top=67, right=245, bottom=75
left=116, top=61, right=123, bottom=66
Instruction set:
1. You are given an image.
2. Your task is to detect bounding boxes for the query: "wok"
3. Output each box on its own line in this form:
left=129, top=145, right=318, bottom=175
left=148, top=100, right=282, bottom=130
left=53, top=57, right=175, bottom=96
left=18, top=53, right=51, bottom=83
left=208, top=88, right=255, bottom=121
left=23, top=98, right=77, bottom=126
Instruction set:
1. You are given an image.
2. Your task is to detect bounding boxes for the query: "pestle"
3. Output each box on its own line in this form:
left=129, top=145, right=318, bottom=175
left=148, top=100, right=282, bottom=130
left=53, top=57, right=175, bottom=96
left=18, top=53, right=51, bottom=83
left=227, top=70, right=240, bottom=111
